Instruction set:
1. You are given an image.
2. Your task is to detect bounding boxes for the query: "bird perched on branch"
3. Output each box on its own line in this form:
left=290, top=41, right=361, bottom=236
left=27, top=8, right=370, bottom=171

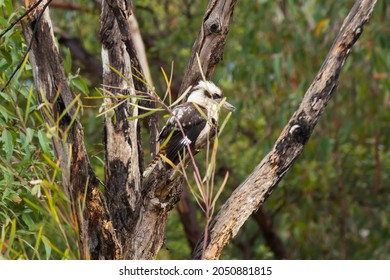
left=143, top=80, right=235, bottom=178
left=158, top=80, right=235, bottom=163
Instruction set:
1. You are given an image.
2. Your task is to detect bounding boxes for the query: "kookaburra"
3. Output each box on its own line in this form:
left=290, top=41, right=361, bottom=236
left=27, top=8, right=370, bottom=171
left=158, top=80, right=235, bottom=165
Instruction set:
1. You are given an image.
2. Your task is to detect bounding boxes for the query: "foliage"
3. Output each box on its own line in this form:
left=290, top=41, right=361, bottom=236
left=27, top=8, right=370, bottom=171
left=0, top=1, right=80, bottom=259
left=1, top=0, right=389, bottom=259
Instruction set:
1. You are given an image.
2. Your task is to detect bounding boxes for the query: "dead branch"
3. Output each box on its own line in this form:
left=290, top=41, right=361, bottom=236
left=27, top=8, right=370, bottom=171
left=192, top=0, right=378, bottom=259
left=179, top=0, right=237, bottom=95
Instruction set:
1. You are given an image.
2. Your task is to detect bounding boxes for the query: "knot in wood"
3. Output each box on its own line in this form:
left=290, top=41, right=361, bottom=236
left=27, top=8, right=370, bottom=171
left=288, top=119, right=310, bottom=145
left=205, top=18, right=222, bottom=34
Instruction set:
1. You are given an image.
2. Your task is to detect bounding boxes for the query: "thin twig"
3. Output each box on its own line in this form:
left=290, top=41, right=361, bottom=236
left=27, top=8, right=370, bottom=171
left=0, top=0, right=44, bottom=38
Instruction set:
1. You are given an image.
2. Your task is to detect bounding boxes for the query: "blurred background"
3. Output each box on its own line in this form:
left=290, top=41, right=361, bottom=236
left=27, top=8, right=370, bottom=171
left=0, top=0, right=389, bottom=259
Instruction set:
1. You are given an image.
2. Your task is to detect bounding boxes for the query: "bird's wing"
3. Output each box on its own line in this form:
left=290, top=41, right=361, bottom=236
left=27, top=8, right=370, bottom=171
left=158, top=103, right=208, bottom=164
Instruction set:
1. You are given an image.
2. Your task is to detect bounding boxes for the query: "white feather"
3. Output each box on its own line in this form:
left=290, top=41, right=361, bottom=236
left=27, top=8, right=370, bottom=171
left=180, top=136, right=192, bottom=146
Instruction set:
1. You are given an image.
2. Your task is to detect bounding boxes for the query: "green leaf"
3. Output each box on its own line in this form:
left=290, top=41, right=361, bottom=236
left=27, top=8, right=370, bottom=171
left=0, top=105, right=16, bottom=122
left=63, top=48, right=72, bottom=73
left=6, top=219, right=16, bottom=255
left=37, top=130, right=50, bottom=155
left=4, top=0, right=13, bottom=15
left=22, top=128, right=34, bottom=149
left=21, top=214, right=34, bottom=230
left=127, top=109, right=157, bottom=121
left=1, top=129, right=14, bottom=161
left=41, top=236, right=52, bottom=260
left=71, top=76, right=89, bottom=95
left=160, top=154, right=182, bottom=174
left=0, top=49, right=12, bottom=65
left=8, top=192, right=21, bottom=204
left=24, top=87, right=34, bottom=124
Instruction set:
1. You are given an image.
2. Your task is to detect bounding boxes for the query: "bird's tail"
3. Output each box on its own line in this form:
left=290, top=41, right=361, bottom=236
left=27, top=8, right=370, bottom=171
left=143, top=151, right=165, bottom=179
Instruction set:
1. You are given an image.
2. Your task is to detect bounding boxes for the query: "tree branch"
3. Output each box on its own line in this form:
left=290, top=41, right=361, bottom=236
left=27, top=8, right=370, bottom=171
left=139, top=0, right=237, bottom=258
left=100, top=0, right=165, bottom=259
left=128, top=13, right=159, bottom=158
left=142, top=0, right=237, bottom=216
left=100, top=0, right=144, bottom=259
left=192, top=0, right=378, bottom=260
left=179, top=0, right=237, bottom=95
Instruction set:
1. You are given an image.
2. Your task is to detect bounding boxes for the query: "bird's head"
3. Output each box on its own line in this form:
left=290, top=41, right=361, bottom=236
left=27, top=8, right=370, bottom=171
left=187, top=80, right=236, bottom=113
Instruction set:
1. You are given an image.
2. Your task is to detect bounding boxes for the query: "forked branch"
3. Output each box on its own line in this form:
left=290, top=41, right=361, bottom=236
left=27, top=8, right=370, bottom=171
left=193, top=0, right=378, bottom=260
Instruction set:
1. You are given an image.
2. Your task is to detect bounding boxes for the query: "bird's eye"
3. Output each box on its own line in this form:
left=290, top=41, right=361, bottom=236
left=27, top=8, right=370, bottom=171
left=204, top=90, right=212, bottom=98
left=211, top=92, right=222, bottom=99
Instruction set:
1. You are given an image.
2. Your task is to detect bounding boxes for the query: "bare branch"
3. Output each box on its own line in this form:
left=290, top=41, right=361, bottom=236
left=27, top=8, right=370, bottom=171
left=193, top=0, right=378, bottom=260
left=100, top=0, right=161, bottom=259
left=179, top=0, right=237, bottom=95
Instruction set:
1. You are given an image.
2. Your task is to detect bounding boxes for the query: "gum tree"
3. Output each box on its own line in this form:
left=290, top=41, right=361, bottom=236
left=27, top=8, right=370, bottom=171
left=4, top=0, right=378, bottom=259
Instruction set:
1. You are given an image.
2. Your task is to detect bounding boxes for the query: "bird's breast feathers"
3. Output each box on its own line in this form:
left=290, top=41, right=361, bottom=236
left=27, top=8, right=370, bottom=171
left=158, top=102, right=218, bottom=163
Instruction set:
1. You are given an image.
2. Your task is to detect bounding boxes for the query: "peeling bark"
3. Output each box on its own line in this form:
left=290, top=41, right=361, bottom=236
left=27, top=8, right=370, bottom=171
left=192, top=0, right=378, bottom=259
left=100, top=0, right=172, bottom=259
left=128, top=14, right=159, bottom=158
left=22, top=0, right=120, bottom=260
left=100, top=0, right=145, bottom=259
left=179, top=0, right=237, bottom=95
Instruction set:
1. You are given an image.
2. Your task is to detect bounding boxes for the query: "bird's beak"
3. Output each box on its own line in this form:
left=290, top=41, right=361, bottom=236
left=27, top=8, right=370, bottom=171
left=222, top=100, right=236, bottom=112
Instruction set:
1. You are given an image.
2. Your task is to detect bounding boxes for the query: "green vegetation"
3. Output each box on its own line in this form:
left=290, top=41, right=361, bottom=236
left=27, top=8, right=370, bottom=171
left=1, top=0, right=389, bottom=259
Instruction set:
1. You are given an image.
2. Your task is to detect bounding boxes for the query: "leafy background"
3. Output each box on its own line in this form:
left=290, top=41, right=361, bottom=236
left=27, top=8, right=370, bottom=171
left=0, top=0, right=389, bottom=259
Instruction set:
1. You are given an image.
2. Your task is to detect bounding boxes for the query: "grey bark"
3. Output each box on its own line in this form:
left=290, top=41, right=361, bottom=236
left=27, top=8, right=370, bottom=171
left=22, top=0, right=120, bottom=259
left=100, top=0, right=143, bottom=259
left=179, top=0, right=237, bottom=95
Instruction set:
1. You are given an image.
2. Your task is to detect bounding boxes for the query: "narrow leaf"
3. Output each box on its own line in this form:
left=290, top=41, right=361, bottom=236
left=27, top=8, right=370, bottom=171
left=37, top=130, right=50, bottom=154
left=2, top=129, right=13, bottom=161
left=160, top=154, right=181, bottom=174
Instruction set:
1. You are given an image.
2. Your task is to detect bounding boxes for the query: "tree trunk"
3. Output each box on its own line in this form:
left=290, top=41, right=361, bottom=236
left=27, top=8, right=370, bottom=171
left=100, top=0, right=143, bottom=259
left=22, top=0, right=120, bottom=259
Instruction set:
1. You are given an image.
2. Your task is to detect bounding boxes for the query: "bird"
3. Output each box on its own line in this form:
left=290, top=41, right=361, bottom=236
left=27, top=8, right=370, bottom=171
left=157, top=80, right=236, bottom=165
